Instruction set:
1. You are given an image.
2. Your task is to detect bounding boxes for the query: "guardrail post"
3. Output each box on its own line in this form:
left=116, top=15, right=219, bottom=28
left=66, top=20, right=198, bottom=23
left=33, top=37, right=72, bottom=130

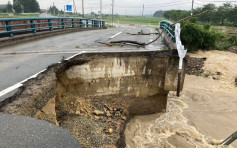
left=30, top=20, right=36, bottom=34
left=5, top=21, right=13, bottom=37
left=80, top=19, right=83, bottom=28
left=92, top=20, right=94, bottom=28
left=95, top=20, right=98, bottom=28
left=48, top=19, right=53, bottom=31
left=61, top=19, right=65, bottom=29
left=72, top=19, right=75, bottom=28
left=86, top=19, right=89, bottom=27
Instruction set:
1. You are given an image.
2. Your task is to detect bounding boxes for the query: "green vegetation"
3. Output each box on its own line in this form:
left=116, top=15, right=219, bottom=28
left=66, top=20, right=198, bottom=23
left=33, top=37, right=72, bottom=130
left=180, top=18, right=237, bottom=52
left=105, top=17, right=164, bottom=26
left=164, top=3, right=237, bottom=26
left=0, top=13, right=39, bottom=18
left=12, top=0, right=40, bottom=13
left=164, top=10, right=190, bottom=21
left=153, top=10, right=165, bottom=17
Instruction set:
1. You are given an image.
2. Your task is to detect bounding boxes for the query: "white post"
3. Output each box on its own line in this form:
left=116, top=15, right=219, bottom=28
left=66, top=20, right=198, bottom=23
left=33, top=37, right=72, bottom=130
left=82, top=0, right=84, bottom=18
left=112, top=0, right=114, bottom=26
left=100, top=0, right=102, bottom=20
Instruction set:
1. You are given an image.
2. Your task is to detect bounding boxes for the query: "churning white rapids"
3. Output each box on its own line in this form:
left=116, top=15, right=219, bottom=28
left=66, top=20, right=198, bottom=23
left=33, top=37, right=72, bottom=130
left=125, top=50, right=237, bottom=148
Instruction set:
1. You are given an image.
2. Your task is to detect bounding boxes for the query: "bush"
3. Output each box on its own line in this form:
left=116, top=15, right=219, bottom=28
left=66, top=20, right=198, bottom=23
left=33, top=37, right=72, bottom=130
left=228, top=35, right=237, bottom=45
left=216, top=34, right=237, bottom=50
left=180, top=19, right=220, bottom=52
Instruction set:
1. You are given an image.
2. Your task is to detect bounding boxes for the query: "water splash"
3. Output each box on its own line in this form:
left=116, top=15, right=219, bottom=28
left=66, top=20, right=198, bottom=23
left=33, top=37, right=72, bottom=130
left=125, top=92, right=231, bottom=148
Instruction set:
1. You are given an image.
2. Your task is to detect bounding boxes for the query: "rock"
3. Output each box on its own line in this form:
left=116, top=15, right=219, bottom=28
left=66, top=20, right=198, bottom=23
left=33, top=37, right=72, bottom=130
left=115, top=111, right=121, bottom=116
left=228, top=46, right=237, bottom=54
left=93, top=110, right=104, bottom=115
left=106, top=118, right=112, bottom=122
left=94, top=116, right=100, bottom=120
left=121, top=116, right=127, bottom=120
left=106, top=105, right=113, bottom=111
left=108, top=128, right=113, bottom=134
left=106, top=111, right=111, bottom=117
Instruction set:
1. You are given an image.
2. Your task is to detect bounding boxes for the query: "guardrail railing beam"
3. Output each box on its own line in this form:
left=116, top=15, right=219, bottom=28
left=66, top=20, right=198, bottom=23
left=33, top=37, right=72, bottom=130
left=0, top=17, right=106, bottom=37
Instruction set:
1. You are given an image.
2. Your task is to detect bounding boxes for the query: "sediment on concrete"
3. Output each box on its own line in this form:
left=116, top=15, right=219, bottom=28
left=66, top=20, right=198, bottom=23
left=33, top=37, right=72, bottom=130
left=0, top=27, right=106, bottom=48
left=0, top=50, right=186, bottom=147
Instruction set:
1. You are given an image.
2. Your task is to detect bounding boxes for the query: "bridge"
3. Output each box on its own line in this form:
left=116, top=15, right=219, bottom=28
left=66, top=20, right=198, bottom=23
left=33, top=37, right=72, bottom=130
left=0, top=18, right=187, bottom=147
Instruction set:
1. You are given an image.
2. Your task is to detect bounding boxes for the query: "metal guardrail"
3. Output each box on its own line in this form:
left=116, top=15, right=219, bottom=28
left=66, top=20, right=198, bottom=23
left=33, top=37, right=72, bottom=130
left=221, top=131, right=237, bottom=146
left=0, top=17, right=106, bottom=37
left=159, top=20, right=187, bottom=97
left=160, top=20, right=176, bottom=42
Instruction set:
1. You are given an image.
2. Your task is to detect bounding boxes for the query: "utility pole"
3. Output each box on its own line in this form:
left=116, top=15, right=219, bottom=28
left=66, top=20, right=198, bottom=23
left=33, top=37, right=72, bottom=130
left=142, top=4, right=144, bottom=18
left=64, top=5, right=65, bottom=17
left=82, top=0, right=84, bottom=18
left=112, top=0, right=114, bottom=26
left=53, top=2, right=55, bottom=16
left=73, top=0, right=77, bottom=17
left=100, top=0, right=102, bottom=20
left=191, top=0, right=194, bottom=16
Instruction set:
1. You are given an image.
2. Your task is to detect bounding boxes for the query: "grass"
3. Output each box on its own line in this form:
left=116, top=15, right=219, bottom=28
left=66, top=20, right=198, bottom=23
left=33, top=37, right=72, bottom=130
left=211, top=25, right=237, bottom=33
left=0, top=13, right=39, bottom=18
left=105, top=17, right=164, bottom=26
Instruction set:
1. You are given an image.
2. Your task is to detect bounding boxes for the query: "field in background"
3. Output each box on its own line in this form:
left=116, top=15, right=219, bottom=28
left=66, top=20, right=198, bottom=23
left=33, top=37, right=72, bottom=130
left=211, top=25, right=237, bottom=34
left=0, top=13, right=39, bottom=18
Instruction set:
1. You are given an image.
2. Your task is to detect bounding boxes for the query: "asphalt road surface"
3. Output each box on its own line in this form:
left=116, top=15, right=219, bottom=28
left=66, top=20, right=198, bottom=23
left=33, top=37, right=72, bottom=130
left=0, top=113, right=81, bottom=148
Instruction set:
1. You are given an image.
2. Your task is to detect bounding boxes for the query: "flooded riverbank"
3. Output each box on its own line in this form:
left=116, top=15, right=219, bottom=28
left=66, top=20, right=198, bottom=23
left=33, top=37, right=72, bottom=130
left=125, top=50, right=237, bottom=148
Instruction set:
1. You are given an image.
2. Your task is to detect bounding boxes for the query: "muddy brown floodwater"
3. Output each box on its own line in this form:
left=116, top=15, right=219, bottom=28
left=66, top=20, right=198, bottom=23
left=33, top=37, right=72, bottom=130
left=125, top=50, right=237, bottom=148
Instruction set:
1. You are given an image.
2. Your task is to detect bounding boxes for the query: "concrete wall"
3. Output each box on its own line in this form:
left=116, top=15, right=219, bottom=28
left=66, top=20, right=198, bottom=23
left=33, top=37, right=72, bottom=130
left=55, top=51, right=185, bottom=117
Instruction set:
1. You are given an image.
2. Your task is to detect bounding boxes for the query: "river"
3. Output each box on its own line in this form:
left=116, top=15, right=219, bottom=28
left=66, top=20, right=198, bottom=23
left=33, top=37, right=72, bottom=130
left=125, top=50, right=237, bottom=148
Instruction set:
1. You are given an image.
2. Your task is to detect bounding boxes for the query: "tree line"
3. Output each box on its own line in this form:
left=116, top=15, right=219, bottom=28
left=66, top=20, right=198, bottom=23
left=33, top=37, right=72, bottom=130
left=157, top=3, right=237, bottom=26
left=0, top=0, right=40, bottom=13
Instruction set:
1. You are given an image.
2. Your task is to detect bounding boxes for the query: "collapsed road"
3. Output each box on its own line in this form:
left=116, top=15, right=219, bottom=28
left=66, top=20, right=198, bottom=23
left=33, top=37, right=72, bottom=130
left=0, top=24, right=185, bottom=147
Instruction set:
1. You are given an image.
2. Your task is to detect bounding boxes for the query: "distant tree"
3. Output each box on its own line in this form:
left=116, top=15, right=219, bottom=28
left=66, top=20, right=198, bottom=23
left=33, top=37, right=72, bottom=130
left=6, top=1, right=13, bottom=13
left=48, top=6, right=59, bottom=15
left=0, top=6, right=7, bottom=13
left=153, top=10, right=164, bottom=17
left=13, top=0, right=40, bottom=13
left=163, top=10, right=190, bottom=21
left=13, top=0, right=23, bottom=13
left=227, top=6, right=237, bottom=25
left=198, top=4, right=217, bottom=23
left=213, top=3, right=232, bottom=25
left=20, top=0, right=40, bottom=13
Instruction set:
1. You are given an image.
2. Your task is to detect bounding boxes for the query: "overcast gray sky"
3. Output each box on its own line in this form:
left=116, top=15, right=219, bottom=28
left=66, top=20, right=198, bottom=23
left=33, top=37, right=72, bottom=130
left=1, top=0, right=236, bottom=15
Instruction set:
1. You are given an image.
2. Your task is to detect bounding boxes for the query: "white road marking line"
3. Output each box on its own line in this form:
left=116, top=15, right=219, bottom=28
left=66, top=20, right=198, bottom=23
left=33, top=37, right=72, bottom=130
left=109, top=31, right=122, bottom=39
left=0, top=52, right=85, bottom=98
left=0, top=83, right=23, bottom=97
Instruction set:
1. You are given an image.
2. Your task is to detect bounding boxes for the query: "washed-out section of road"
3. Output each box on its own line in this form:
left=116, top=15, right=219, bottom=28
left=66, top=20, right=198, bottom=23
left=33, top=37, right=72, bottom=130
left=0, top=50, right=186, bottom=147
